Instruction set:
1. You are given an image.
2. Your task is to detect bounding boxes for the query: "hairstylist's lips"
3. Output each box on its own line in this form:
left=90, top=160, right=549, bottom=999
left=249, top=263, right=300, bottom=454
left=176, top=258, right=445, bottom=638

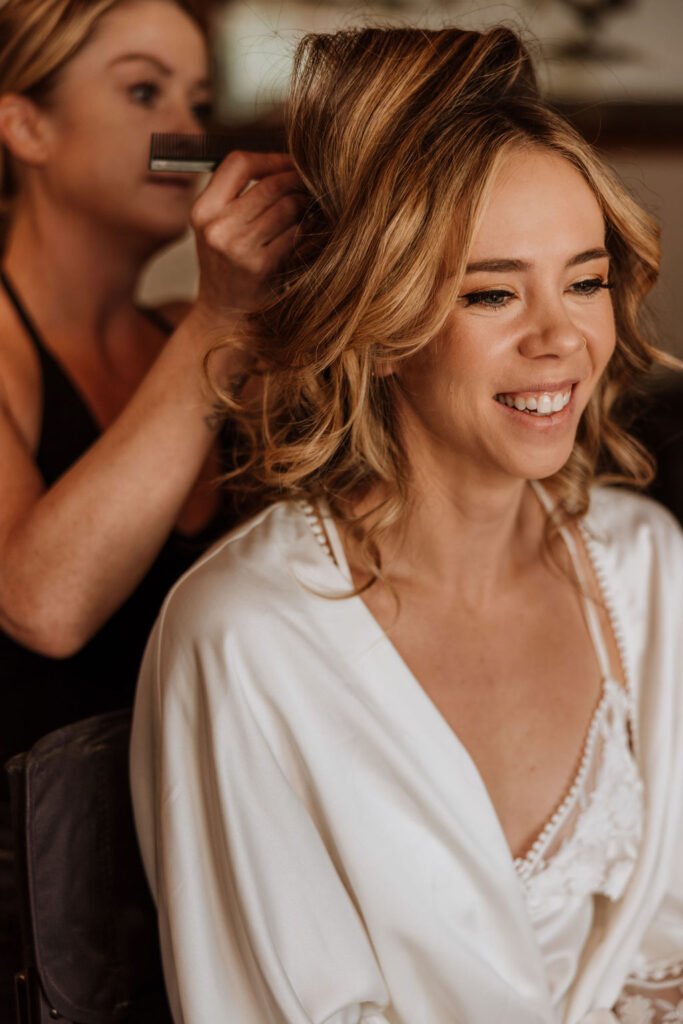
left=145, top=173, right=194, bottom=189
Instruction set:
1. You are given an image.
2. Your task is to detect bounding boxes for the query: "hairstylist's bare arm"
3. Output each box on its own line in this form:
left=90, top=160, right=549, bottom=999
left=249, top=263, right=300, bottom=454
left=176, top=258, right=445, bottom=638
left=0, top=151, right=303, bottom=658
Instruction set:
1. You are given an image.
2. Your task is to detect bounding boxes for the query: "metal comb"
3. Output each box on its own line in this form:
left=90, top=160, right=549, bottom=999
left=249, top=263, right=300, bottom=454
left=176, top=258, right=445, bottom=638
left=149, top=133, right=232, bottom=172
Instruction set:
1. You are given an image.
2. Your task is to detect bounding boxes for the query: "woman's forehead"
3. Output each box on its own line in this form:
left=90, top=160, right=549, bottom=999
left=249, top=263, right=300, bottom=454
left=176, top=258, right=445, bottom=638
left=468, top=148, right=606, bottom=267
left=63, top=0, right=208, bottom=81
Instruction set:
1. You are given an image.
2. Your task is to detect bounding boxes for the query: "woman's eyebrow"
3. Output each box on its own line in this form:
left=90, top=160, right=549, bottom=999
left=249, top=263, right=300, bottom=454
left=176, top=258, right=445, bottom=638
left=566, top=247, right=610, bottom=267
left=108, top=53, right=211, bottom=89
left=465, top=248, right=610, bottom=274
left=465, top=258, right=529, bottom=273
left=109, top=53, right=172, bottom=75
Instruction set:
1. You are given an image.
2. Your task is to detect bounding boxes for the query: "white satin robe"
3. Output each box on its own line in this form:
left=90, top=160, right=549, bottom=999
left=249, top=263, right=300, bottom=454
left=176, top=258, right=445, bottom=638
left=130, top=487, right=683, bottom=1024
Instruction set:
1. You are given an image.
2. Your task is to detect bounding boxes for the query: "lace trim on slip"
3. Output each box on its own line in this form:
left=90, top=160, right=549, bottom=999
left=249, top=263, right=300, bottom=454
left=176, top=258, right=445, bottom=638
left=514, top=677, right=615, bottom=881
left=615, top=960, right=683, bottom=1023
left=515, top=678, right=643, bottom=918
left=578, top=517, right=639, bottom=758
left=627, top=960, right=683, bottom=985
left=299, top=500, right=335, bottom=563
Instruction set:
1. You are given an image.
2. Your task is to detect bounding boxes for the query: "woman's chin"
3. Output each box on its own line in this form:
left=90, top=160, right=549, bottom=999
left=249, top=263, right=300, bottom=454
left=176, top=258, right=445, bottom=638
left=521, top=451, right=574, bottom=483
left=497, top=442, right=576, bottom=485
left=125, top=216, right=191, bottom=258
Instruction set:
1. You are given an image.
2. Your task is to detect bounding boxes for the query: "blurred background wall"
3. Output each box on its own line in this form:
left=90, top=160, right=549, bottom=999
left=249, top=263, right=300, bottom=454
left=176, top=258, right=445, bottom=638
left=138, top=0, right=683, bottom=356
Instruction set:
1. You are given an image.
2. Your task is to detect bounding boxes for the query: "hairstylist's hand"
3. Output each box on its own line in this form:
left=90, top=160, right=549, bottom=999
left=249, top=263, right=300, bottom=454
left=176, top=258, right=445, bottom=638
left=190, top=150, right=305, bottom=327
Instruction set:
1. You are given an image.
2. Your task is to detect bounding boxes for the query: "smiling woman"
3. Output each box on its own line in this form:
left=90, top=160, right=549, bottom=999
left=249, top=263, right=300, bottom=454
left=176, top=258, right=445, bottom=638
left=397, top=150, right=617, bottom=490
left=0, top=0, right=303, bottom=1010
left=131, top=23, right=683, bottom=1024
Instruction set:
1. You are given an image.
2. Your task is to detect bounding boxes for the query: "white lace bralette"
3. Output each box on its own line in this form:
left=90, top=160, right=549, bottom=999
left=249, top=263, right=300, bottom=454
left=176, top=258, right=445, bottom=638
left=512, top=485, right=643, bottom=925
left=514, top=675, right=643, bottom=918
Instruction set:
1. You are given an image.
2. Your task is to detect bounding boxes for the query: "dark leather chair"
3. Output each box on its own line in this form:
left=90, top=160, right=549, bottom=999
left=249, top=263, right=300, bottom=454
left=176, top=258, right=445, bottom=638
left=5, top=709, right=172, bottom=1024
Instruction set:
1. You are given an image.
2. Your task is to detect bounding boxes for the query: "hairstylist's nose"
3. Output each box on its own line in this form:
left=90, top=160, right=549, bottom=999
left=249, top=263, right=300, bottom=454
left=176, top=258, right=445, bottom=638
left=169, top=101, right=204, bottom=136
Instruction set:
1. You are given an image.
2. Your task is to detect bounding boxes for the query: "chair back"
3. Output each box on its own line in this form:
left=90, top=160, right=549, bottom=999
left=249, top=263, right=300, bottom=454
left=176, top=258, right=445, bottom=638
left=6, top=709, right=172, bottom=1024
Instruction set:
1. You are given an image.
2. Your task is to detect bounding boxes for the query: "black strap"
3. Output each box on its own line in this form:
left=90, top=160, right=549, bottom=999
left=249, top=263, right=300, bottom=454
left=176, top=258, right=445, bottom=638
left=0, top=268, right=46, bottom=351
left=0, top=267, right=102, bottom=483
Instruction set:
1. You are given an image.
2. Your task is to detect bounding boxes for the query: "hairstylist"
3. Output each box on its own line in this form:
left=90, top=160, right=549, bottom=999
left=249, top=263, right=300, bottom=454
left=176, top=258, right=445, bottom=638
left=0, top=0, right=302, bottom=1008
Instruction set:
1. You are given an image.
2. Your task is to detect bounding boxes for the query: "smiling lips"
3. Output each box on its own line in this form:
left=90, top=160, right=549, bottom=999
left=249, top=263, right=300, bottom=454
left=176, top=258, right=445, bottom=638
left=493, top=386, right=573, bottom=417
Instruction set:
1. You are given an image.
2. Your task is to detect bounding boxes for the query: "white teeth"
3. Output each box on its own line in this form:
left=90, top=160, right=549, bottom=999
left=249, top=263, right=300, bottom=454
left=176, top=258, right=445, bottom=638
left=494, top=389, right=572, bottom=417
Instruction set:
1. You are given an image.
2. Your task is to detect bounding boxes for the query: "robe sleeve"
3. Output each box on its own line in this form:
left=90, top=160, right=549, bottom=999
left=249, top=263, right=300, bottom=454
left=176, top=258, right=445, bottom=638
left=613, top=806, right=683, bottom=1023
left=612, top=502, right=683, bottom=1024
left=130, top=603, right=391, bottom=1024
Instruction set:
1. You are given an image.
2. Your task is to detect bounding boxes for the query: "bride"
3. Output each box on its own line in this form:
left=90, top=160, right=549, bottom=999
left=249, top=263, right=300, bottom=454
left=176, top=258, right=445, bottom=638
left=132, top=24, right=683, bottom=1024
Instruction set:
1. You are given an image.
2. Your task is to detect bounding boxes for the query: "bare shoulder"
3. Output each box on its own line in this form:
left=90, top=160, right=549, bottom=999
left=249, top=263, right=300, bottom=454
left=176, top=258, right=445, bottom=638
left=0, top=297, right=46, bottom=529
left=0, top=290, right=41, bottom=450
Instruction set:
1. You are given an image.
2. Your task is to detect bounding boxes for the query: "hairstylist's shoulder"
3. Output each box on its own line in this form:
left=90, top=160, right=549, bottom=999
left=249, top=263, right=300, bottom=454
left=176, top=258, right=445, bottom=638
left=0, top=289, right=41, bottom=448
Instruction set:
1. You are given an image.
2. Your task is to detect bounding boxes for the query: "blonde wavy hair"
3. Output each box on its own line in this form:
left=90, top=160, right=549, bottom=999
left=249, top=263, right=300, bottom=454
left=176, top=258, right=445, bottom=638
left=217, top=25, right=671, bottom=579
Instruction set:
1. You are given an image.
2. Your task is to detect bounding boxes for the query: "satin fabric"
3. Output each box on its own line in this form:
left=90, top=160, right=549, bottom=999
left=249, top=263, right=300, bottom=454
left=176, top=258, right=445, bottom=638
left=130, top=487, right=683, bottom=1024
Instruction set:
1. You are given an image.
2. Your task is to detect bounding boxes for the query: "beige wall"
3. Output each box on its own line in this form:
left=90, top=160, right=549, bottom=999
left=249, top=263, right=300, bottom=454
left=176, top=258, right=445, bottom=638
left=136, top=230, right=199, bottom=308
left=607, top=149, right=683, bottom=357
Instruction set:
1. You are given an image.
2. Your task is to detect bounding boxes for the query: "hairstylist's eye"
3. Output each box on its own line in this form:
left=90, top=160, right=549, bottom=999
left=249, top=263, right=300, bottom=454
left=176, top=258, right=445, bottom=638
left=569, top=277, right=614, bottom=297
left=461, top=289, right=515, bottom=309
left=128, top=81, right=160, bottom=106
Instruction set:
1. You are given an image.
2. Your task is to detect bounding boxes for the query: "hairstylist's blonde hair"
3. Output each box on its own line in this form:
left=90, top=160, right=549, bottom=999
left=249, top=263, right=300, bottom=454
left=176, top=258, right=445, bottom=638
left=219, top=25, right=669, bottom=580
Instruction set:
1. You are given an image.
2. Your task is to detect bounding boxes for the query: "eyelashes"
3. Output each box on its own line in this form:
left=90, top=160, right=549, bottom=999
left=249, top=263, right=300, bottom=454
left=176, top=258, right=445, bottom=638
left=461, top=278, right=614, bottom=309
left=571, top=278, right=614, bottom=296
left=127, top=82, right=214, bottom=126
left=128, top=81, right=160, bottom=105
left=462, top=289, right=513, bottom=309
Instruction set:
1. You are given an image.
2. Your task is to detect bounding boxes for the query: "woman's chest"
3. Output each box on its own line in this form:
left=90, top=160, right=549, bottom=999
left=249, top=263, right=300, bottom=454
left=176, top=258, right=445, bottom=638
left=0, top=308, right=158, bottom=446
left=368, top=579, right=618, bottom=859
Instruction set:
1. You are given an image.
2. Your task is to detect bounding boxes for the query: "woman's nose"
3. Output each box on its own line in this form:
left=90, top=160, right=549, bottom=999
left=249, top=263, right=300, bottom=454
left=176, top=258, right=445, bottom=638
left=168, top=101, right=205, bottom=136
left=518, top=302, right=586, bottom=360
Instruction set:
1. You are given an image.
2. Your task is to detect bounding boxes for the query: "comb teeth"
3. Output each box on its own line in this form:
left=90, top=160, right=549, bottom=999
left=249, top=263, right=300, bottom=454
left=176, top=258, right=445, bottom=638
left=149, top=133, right=232, bottom=172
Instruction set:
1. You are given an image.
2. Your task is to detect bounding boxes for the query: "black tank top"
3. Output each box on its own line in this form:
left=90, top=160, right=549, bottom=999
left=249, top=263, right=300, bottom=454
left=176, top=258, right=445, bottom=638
left=0, top=269, right=228, bottom=783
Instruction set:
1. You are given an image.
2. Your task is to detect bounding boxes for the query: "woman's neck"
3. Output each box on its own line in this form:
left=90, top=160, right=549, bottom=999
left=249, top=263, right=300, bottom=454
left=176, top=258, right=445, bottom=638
left=350, top=471, right=547, bottom=609
left=3, top=195, right=160, bottom=351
